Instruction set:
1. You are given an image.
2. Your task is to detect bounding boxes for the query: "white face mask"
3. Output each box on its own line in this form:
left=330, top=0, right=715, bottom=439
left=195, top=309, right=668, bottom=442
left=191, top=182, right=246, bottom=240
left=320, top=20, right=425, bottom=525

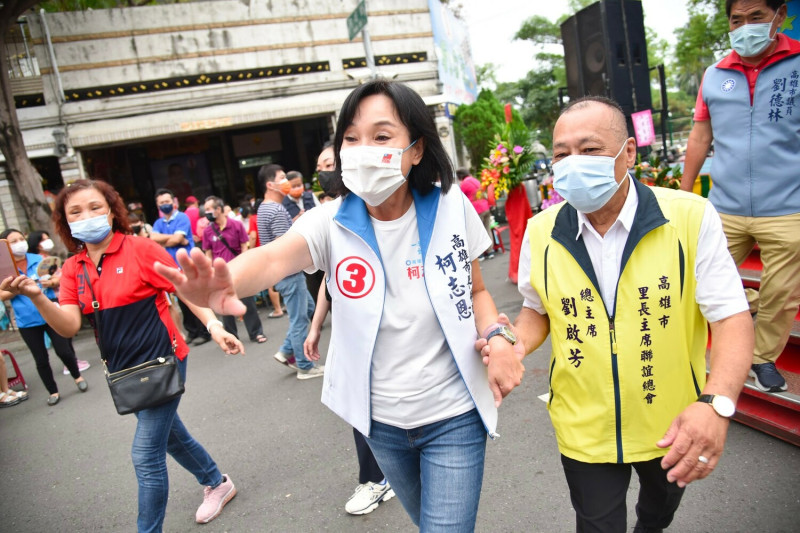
left=10, top=240, right=29, bottom=257
left=340, top=140, right=418, bottom=207
left=552, top=141, right=628, bottom=213
left=41, top=239, right=54, bottom=252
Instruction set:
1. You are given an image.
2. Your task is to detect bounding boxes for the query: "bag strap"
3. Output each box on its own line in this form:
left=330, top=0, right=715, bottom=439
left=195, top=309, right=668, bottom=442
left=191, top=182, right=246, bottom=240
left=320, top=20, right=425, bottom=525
left=81, top=262, right=107, bottom=365
left=81, top=262, right=176, bottom=368
left=210, top=222, right=239, bottom=257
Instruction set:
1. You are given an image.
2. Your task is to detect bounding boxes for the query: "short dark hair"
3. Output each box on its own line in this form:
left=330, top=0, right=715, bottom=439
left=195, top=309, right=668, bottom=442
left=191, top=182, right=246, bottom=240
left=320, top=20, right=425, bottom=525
left=331, top=80, right=454, bottom=197
left=203, top=195, right=224, bottom=210
left=726, top=0, right=785, bottom=17
left=52, top=179, right=130, bottom=252
left=257, top=164, right=284, bottom=185
left=286, top=170, right=303, bottom=182
left=154, top=188, right=174, bottom=201
left=0, top=228, right=23, bottom=241
left=26, top=230, right=48, bottom=253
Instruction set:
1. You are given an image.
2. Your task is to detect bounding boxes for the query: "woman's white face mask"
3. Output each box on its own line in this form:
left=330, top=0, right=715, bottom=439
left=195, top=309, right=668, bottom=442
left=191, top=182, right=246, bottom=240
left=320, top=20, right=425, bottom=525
left=340, top=140, right=418, bottom=207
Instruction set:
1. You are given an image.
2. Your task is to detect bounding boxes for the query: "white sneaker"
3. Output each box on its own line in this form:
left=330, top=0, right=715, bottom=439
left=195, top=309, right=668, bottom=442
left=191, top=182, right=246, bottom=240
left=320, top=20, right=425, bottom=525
left=345, top=481, right=395, bottom=515
left=296, top=365, right=325, bottom=380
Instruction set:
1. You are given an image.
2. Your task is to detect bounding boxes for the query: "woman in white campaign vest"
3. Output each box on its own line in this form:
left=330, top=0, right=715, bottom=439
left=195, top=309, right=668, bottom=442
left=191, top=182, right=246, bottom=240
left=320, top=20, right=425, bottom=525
left=157, top=80, right=525, bottom=532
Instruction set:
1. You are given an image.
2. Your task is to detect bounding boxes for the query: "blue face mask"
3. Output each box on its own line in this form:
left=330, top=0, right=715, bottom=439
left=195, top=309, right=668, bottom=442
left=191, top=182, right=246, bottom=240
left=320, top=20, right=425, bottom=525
left=728, top=12, right=778, bottom=58
left=158, top=203, right=174, bottom=215
left=552, top=141, right=628, bottom=214
left=69, top=213, right=112, bottom=244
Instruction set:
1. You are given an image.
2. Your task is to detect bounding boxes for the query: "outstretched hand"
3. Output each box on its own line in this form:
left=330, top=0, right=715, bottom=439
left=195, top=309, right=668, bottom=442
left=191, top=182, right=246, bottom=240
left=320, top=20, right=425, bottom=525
left=154, top=248, right=246, bottom=317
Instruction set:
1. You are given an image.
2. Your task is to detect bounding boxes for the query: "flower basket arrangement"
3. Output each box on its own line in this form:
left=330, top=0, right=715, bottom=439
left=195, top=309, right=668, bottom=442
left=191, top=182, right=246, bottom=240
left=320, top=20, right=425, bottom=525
left=477, top=105, right=535, bottom=283
left=478, top=126, right=537, bottom=201
left=634, top=155, right=683, bottom=190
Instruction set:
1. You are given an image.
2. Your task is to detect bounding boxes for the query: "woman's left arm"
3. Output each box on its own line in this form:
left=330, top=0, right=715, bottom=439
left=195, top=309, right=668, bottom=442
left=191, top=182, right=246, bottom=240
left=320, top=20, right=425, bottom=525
left=471, top=260, right=525, bottom=406
left=180, top=297, right=245, bottom=356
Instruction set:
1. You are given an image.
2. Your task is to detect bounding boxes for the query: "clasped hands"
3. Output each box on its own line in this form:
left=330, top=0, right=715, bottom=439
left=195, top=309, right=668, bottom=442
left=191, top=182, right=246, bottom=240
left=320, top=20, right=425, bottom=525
left=475, top=313, right=526, bottom=407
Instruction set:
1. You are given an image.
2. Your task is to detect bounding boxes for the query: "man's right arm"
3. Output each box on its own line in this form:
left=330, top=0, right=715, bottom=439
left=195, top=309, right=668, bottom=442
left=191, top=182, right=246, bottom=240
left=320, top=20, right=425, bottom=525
left=514, top=306, right=551, bottom=357
left=680, top=120, right=713, bottom=192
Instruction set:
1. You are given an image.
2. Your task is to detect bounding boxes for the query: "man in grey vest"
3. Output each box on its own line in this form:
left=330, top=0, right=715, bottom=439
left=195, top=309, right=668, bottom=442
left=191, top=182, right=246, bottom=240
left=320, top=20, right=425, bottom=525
left=681, top=0, right=800, bottom=393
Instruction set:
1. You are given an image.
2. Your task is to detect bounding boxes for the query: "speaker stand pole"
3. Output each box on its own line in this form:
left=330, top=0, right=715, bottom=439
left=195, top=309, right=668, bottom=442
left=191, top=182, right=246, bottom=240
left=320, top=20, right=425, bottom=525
left=657, top=64, right=669, bottom=160
left=619, top=0, right=638, bottom=111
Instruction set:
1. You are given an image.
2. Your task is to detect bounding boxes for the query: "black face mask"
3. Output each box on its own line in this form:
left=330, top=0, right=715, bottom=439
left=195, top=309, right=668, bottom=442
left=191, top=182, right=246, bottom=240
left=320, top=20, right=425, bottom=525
left=204, top=212, right=216, bottom=222
left=317, top=170, right=339, bottom=196
left=131, top=225, right=142, bottom=234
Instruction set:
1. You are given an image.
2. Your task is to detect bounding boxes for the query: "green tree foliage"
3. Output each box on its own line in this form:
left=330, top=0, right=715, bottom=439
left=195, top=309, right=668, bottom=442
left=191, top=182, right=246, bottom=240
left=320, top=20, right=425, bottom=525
left=453, top=90, right=504, bottom=174
left=673, top=0, right=728, bottom=95
left=453, top=90, right=529, bottom=174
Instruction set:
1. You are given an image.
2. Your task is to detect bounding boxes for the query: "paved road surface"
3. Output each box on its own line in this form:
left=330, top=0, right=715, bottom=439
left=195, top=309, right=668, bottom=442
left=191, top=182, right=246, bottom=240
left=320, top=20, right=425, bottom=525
left=1, top=251, right=798, bottom=532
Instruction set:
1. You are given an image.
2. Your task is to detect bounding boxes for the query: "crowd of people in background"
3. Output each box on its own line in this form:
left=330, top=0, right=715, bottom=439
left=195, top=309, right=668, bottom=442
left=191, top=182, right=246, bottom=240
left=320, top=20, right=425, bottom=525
left=1, top=4, right=798, bottom=527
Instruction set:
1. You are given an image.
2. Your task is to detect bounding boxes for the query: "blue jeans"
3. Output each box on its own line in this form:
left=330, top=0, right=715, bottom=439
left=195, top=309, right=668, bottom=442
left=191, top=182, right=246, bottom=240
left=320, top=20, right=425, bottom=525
left=131, top=358, right=223, bottom=533
left=366, top=409, right=487, bottom=532
left=274, top=272, right=315, bottom=370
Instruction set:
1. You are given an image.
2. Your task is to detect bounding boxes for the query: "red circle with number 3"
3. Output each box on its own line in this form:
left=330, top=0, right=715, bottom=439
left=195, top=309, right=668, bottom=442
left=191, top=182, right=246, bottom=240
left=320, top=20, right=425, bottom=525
left=335, top=256, right=375, bottom=299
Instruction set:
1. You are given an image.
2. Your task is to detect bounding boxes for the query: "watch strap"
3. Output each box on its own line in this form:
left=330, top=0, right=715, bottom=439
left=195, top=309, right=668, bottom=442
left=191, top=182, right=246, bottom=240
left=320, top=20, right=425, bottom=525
left=697, top=394, right=714, bottom=404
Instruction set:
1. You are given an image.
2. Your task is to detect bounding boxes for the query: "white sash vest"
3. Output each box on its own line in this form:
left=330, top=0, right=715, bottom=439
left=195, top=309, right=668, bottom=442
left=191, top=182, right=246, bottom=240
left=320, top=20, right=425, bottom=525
left=321, top=186, right=498, bottom=438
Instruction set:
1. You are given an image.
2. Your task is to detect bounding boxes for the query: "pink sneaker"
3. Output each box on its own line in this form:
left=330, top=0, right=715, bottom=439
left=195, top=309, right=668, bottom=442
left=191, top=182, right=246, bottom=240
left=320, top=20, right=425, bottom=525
left=196, top=474, right=236, bottom=524
left=63, top=360, right=91, bottom=375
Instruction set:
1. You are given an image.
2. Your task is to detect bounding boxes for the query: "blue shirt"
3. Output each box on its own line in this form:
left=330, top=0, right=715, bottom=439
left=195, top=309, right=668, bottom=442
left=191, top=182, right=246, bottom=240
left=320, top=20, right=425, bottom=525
left=9, top=253, right=55, bottom=328
left=152, top=210, right=194, bottom=266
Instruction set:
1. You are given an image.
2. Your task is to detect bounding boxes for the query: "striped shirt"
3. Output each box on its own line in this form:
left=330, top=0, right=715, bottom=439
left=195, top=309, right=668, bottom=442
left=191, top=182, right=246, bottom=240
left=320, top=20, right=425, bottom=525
left=257, top=201, right=292, bottom=245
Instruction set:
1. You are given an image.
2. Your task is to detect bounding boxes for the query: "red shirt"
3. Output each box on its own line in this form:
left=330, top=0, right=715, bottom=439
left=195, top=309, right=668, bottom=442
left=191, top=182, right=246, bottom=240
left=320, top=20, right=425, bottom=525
left=695, top=33, right=800, bottom=120
left=185, top=205, right=200, bottom=235
left=249, top=214, right=260, bottom=247
left=59, top=232, right=189, bottom=371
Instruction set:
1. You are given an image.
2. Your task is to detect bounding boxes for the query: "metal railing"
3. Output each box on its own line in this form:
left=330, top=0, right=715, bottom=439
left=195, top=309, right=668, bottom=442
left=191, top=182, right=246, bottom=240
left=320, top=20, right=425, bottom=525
left=5, top=17, right=40, bottom=79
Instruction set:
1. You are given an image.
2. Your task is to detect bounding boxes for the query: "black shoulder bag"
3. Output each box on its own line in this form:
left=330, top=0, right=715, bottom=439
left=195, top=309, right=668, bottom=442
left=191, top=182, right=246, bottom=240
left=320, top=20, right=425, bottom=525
left=82, top=263, right=185, bottom=415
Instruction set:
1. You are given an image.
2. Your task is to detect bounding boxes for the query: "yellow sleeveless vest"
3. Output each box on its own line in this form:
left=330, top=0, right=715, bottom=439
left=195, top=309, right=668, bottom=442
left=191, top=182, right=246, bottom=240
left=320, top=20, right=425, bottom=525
left=528, top=182, right=708, bottom=463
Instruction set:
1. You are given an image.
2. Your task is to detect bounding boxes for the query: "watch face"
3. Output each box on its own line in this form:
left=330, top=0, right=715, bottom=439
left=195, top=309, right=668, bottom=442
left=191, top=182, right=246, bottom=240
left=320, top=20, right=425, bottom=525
left=501, top=326, right=517, bottom=343
left=712, top=395, right=736, bottom=417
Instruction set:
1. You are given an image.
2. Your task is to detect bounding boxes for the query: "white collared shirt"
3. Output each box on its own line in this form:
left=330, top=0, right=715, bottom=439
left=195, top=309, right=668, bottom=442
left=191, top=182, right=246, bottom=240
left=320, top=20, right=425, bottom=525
left=519, top=176, right=748, bottom=322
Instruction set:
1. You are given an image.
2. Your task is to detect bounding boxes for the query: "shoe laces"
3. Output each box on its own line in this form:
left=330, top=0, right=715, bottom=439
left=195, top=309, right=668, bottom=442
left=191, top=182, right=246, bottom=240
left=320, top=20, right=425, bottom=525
left=759, top=363, right=781, bottom=377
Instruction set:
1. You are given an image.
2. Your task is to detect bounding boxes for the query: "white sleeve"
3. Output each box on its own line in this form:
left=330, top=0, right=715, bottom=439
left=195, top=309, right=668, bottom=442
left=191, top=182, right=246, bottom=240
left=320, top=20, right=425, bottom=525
left=462, top=193, right=492, bottom=261
left=289, top=198, right=340, bottom=274
left=694, top=202, right=750, bottom=322
left=517, top=229, right=547, bottom=314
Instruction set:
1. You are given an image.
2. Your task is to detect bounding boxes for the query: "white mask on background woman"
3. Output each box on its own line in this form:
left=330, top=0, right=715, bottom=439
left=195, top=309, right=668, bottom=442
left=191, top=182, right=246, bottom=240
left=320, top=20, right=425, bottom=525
left=10, top=240, right=29, bottom=258
left=40, top=238, right=55, bottom=252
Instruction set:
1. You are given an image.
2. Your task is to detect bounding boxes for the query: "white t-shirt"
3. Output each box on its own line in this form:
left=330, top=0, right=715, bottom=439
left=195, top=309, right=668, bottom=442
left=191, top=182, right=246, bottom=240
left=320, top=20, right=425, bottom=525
left=292, top=192, right=491, bottom=429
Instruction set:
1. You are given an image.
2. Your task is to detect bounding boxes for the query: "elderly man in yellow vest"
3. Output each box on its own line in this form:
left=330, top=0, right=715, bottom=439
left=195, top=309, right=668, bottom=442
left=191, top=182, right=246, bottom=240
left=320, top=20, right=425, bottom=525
left=481, top=97, right=754, bottom=533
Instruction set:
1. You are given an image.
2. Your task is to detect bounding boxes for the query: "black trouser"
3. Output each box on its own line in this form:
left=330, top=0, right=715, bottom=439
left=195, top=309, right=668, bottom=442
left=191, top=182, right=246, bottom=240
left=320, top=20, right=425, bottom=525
left=561, top=455, right=685, bottom=533
left=177, top=297, right=209, bottom=341
left=221, top=295, right=264, bottom=341
left=354, top=428, right=384, bottom=484
left=305, top=270, right=324, bottom=304
left=19, top=324, right=79, bottom=395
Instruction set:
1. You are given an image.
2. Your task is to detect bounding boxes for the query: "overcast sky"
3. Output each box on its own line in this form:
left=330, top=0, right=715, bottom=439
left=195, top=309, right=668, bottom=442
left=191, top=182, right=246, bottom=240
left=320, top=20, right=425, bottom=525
left=463, top=0, right=690, bottom=83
